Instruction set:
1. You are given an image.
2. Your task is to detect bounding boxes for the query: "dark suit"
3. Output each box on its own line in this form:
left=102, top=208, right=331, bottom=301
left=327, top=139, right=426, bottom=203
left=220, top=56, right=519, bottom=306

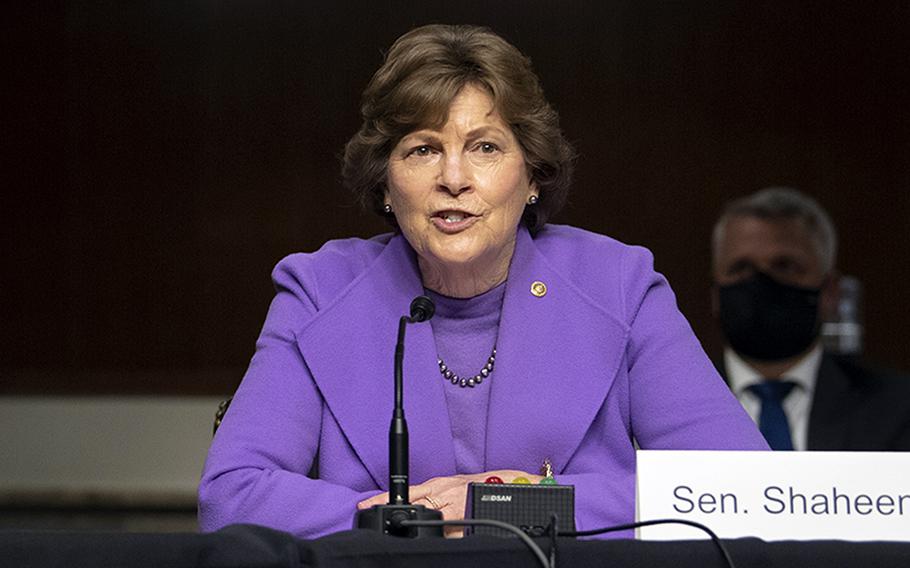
left=719, top=353, right=910, bottom=451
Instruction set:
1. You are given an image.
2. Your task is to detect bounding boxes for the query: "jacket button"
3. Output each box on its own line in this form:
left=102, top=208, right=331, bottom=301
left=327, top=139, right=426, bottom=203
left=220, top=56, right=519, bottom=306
left=530, top=280, right=547, bottom=297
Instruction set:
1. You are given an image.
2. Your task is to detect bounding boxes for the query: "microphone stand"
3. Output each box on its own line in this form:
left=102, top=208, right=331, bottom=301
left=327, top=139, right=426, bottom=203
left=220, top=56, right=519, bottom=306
left=356, top=297, right=444, bottom=537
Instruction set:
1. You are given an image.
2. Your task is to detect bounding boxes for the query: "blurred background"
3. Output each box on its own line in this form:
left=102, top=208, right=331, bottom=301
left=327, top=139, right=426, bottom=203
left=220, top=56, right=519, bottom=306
left=3, top=1, right=908, bottom=530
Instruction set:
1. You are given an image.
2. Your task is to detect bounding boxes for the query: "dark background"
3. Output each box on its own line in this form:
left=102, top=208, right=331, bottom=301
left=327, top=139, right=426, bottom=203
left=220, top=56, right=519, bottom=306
left=4, top=1, right=909, bottom=394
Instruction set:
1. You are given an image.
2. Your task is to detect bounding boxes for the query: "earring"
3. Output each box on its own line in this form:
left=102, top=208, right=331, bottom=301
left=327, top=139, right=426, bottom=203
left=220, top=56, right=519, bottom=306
left=528, top=195, right=539, bottom=205
left=383, top=203, right=392, bottom=214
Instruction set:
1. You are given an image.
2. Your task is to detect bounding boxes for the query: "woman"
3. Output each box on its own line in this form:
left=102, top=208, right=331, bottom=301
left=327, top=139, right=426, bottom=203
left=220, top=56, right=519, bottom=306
left=198, top=24, right=767, bottom=540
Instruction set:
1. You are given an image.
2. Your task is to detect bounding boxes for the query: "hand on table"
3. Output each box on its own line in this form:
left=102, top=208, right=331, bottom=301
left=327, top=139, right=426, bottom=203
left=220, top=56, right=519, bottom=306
left=357, top=470, right=543, bottom=537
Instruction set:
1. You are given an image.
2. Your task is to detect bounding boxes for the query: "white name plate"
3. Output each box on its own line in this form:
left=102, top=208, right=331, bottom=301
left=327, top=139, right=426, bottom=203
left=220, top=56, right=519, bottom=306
left=636, top=450, right=910, bottom=541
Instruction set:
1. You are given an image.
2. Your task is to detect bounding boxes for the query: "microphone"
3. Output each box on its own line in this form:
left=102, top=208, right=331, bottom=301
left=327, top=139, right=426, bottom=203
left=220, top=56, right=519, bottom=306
left=409, top=295, right=435, bottom=323
left=356, top=295, right=444, bottom=537
left=389, top=297, right=436, bottom=504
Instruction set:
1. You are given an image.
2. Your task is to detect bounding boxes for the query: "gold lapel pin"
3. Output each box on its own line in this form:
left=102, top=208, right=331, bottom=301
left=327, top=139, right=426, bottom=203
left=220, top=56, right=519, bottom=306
left=530, top=280, right=547, bottom=297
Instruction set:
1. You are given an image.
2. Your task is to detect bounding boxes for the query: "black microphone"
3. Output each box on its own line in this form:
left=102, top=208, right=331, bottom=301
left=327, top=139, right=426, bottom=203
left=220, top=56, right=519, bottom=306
left=356, top=295, right=444, bottom=537
left=409, top=295, right=435, bottom=323
left=389, top=297, right=435, bottom=504
left=387, top=296, right=435, bottom=503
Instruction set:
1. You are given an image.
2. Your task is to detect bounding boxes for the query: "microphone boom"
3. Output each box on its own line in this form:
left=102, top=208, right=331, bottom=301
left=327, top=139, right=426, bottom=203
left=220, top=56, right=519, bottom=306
left=356, top=295, right=443, bottom=537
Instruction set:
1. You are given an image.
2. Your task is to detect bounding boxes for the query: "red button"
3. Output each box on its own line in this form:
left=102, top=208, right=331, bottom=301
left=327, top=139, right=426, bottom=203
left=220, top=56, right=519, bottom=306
left=484, top=476, right=504, bottom=484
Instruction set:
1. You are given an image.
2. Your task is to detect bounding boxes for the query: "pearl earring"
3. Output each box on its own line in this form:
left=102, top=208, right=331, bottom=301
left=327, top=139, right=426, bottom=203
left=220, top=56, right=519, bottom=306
left=383, top=203, right=392, bottom=214
left=528, top=195, right=539, bottom=205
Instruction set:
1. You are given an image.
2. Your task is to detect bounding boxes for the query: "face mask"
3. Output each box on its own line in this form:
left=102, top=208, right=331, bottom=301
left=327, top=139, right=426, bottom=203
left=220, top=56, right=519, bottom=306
left=718, top=271, right=821, bottom=361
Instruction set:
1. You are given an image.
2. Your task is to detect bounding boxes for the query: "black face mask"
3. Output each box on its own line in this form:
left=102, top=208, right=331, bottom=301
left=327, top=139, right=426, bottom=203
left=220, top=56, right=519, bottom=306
left=718, top=271, right=822, bottom=361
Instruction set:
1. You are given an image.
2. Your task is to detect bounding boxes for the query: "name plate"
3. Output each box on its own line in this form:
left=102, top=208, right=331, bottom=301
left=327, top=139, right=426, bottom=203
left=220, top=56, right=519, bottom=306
left=636, top=450, right=910, bottom=541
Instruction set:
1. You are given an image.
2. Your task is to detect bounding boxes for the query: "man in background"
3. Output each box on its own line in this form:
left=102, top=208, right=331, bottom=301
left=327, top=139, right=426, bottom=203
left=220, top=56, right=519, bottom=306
left=711, top=187, right=910, bottom=450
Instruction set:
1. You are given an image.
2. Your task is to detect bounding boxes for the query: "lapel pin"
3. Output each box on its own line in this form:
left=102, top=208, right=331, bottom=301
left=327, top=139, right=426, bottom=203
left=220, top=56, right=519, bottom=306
left=530, top=280, right=547, bottom=297
left=540, top=458, right=554, bottom=478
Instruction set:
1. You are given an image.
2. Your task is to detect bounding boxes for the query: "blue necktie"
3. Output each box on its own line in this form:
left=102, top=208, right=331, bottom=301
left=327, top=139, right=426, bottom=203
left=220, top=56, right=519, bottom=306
left=748, top=380, right=797, bottom=450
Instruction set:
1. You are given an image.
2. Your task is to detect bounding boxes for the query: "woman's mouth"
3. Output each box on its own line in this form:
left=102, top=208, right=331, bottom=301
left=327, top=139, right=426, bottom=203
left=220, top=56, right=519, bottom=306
left=431, top=210, right=479, bottom=233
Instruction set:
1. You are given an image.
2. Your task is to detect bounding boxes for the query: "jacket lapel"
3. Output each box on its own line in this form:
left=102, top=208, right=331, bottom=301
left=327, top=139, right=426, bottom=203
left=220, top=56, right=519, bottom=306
left=807, top=354, right=852, bottom=450
left=718, top=351, right=853, bottom=450
left=295, top=235, right=457, bottom=489
left=485, top=228, right=629, bottom=475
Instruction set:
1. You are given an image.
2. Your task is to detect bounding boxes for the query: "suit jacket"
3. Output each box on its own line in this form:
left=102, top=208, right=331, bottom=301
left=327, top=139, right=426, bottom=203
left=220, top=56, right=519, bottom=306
left=198, top=224, right=767, bottom=539
left=808, top=354, right=910, bottom=450
left=718, top=353, right=910, bottom=451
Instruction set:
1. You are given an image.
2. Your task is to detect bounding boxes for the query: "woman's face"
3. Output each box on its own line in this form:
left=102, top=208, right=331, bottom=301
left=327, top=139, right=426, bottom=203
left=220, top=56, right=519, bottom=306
left=385, top=84, right=537, bottom=283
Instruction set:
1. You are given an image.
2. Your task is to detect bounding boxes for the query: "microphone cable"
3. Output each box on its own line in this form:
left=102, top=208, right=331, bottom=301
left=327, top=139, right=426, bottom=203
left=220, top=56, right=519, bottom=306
left=400, top=516, right=736, bottom=568
left=559, top=518, right=736, bottom=568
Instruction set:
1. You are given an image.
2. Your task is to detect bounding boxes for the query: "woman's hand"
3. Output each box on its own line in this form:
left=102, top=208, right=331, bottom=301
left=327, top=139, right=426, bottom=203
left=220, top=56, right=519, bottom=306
left=357, top=470, right=543, bottom=537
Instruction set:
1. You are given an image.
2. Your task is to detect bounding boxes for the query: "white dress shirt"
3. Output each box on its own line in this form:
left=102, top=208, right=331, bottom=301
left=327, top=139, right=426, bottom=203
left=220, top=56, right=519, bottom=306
left=724, top=344, right=823, bottom=451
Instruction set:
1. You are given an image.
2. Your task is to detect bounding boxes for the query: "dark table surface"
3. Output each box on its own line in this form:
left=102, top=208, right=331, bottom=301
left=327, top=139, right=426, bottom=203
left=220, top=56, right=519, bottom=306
left=3, top=524, right=910, bottom=568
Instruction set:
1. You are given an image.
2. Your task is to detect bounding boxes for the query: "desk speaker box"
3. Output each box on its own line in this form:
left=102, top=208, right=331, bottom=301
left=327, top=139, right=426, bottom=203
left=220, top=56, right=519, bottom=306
left=466, top=482, right=575, bottom=537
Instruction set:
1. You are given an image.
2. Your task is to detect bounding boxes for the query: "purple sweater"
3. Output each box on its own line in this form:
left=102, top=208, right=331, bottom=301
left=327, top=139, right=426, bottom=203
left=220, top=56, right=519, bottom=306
left=427, top=283, right=505, bottom=473
left=198, top=225, right=768, bottom=539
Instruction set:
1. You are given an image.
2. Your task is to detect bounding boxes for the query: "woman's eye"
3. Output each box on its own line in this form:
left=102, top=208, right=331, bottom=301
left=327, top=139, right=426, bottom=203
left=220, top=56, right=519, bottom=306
left=410, top=145, right=433, bottom=157
left=479, top=142, right=498, bottom=154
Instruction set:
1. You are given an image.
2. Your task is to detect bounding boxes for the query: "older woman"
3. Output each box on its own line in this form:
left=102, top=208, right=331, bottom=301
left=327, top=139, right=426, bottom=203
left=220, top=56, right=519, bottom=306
left=198, top=24, right=767, bottom=540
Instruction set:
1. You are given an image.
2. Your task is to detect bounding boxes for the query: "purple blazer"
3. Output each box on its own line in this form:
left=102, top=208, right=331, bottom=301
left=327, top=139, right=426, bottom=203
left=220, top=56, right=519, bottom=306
left=198, top=224, right=767, bottom=539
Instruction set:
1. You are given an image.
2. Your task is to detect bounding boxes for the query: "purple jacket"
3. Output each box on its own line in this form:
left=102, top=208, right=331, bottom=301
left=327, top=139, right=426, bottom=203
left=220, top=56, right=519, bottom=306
left=198, top=224, right=768, bottom=539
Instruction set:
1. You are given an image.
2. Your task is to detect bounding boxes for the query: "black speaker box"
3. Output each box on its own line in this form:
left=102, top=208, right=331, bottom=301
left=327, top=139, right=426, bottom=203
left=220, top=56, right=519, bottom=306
left=466, top=482, right=575, bottom=537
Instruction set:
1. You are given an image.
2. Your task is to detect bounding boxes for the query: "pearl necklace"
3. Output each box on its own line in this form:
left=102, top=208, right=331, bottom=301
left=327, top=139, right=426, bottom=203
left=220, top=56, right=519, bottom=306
left=437, top=348, right=496, bottom=388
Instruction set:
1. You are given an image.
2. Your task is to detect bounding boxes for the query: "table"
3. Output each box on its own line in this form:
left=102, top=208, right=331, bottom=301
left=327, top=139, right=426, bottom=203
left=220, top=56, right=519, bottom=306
left=3, top=524, right=909, bottom=567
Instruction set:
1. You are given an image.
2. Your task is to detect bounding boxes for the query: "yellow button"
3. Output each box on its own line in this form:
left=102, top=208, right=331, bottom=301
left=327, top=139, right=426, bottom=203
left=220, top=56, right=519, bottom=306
left=530, top=281, right=547, bottom=297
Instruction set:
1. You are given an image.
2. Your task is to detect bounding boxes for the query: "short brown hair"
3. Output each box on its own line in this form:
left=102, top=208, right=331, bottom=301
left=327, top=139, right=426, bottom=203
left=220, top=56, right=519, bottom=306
left=342, top=24, right=575, bottom=233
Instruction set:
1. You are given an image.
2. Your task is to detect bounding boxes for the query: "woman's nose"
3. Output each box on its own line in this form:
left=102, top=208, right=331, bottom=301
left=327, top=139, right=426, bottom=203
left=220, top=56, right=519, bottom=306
left=438, top=154, right=471, bottom=195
